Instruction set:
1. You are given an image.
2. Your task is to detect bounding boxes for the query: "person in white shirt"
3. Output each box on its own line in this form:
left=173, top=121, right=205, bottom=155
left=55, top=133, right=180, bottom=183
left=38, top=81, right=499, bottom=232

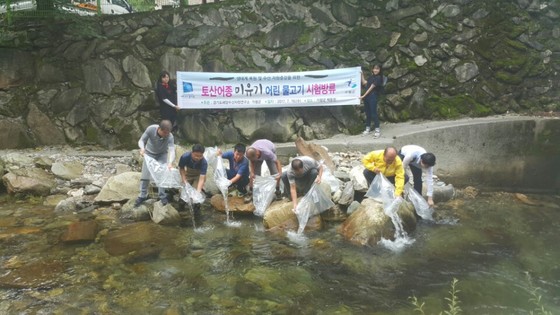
left=398, top=145, right=436, bottom=207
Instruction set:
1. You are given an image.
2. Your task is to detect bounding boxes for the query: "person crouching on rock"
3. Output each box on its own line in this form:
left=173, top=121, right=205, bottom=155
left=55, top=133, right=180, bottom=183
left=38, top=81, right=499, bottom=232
left=362, top=146, right=405, bottom=198
left=217, top=143, right=250, bottom=197
left=281, top=156, right=324, bottom=212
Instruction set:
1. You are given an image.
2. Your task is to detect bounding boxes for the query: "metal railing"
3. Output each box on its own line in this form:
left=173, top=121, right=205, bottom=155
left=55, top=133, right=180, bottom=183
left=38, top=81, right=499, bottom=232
left=1, top=0, right=223, bottom=26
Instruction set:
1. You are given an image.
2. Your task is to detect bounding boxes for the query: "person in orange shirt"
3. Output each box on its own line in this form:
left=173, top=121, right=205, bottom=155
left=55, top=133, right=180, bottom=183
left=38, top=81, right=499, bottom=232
left=362, top=146, right=405, bottom=197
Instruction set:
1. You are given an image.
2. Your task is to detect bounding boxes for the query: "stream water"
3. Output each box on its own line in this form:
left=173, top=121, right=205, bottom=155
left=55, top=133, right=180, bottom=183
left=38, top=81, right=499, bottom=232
left=1, top=192, right=559, bottom=314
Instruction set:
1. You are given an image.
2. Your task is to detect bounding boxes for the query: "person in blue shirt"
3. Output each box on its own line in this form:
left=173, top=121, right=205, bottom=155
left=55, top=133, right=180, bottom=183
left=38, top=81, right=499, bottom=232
left=178, top=144, right=208, bottom=193
left=218, top=143, right=250, bottom=196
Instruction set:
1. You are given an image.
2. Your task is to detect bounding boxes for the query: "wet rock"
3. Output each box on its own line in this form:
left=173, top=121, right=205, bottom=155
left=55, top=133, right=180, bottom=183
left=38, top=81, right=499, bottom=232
left=263, top=200, right=323, bottom=232
left=321, top=204, right=347, bottom=222
left=61, top=220, right=98, bottom=244
left=339, top=198, right=416, bottom=246
left=347, top=200, right=360, bottom=214
left=0, top=226, right=43, bottom=241
left=150, top=201, right=181, bottom=226
left=210, top=194, right=255, bottom=213
left=0, top=260, right=66, bottom=289
left=54, top=196, right=78, bottom=213
left=103, top=222, right=176, bottom=256
left=44, top=194, right=67, bottom=207
left=432, top=183, right=455, bottom=203
left=94, top=171, right=141, bottom=203
left=120, top=199, right=151, bottom=221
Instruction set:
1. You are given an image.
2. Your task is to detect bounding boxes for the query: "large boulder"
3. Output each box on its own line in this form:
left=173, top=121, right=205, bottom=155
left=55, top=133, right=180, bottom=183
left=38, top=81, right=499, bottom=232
left=2, top=168, right=56, bottom=196
left=103, top=222, right=179, bottom=257
left=60, top=221, right=99, bottom=244
left=339, top=198, right=417, bottom=246
left=94, top=172, right=141, bottom=203
left=0, top=49, right=34, bottom=89
left=210, top=194, right=255, bottom=213
left=0, top=118, right=33, bottom=149
left=51, top=161, right=84, bottom=180
left=263, top=199, right=323, bottom=232
left=294, top=137, right=335, bottom=171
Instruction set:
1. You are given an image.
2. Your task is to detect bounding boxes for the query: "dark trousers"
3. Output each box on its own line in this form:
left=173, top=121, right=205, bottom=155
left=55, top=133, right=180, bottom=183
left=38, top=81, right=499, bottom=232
left=398, top=153, right=423, bottom=195
left=228, top=173, right=249, bottom=194
left=363, top=168, right=408, bottom=188
left=364, top=94, right=379, bottom=129
left=281, top=168, right=318, bottom=200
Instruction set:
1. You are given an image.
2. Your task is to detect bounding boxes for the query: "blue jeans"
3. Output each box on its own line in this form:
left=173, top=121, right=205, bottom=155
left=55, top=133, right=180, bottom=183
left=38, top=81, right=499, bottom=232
left=364, top=93, right=379, bottom=129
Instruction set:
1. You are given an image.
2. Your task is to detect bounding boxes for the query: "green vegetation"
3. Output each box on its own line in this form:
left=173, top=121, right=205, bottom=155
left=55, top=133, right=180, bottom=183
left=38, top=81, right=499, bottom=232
left=410, top=278, right=462, bottom=315
left=526, top=273, right=553, bottom=315
left=425, top=94, right=492, bottom=119
left=340, top=26, right=389, bottom=52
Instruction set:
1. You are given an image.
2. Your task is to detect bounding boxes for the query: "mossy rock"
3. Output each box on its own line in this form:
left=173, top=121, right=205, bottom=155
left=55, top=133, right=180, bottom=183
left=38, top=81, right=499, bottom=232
left=340, top=26, right=389, bottom=52
left=425, top=94, right=492, bottom=119
left=85, top=124, right=100, bottom=144
left=495, top=71, right=522, bottom=85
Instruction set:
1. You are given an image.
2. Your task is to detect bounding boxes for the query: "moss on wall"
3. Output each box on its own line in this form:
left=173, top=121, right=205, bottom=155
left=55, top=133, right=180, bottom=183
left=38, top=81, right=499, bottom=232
left=426, top=94, right=492, bottom=119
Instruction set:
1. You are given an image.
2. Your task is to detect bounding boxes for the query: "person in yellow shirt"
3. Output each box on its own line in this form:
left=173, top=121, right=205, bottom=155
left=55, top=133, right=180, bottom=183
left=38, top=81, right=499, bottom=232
left=362, top=146, right=405, bottom=197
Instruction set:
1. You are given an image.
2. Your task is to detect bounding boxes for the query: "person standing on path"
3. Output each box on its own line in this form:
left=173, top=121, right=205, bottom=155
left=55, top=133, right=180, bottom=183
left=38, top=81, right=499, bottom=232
left=399, top=145, right=437, bottom=207
left=360, top=64, right=384, bottom=138
left=156, top=70, right=180, bottom=131
left=134, top=120, right=175, bottom=207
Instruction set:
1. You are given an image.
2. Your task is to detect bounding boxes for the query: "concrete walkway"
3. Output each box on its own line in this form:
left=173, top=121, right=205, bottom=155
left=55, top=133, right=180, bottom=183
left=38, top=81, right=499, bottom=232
left=276, top=114, right=556, bottom=155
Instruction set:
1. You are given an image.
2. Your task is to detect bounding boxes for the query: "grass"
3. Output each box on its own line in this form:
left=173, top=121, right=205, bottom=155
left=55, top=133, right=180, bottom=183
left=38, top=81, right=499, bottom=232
left=410, top=278, right=462, bottom=315
left=526, top=273, right=553, bottom=315
left=410, top=275, right=554, bottom=315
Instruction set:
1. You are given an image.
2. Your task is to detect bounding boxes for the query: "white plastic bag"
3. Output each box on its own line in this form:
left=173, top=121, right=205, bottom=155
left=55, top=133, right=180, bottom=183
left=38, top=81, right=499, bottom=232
left=180, top=182, right=205, bottom=206
left=321, top=164, right=340, bottom=194
left=294, top=183, right=335, bottom=234
left=253, top=175, right=277, bottom=217
left=144, top=155, right=182, bottom=188
left=214, top=155, right=231, bottom=195
left=365, top=173, right=395, bottom=206
left=204, top=146, right=218, bottom=167
left=406, top=185, right=433, bottom=220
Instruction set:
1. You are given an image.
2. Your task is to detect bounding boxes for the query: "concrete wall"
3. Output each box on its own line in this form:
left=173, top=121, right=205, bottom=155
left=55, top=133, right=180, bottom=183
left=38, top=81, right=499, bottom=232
left=393, top=118, right=560, bottom=193
left=276, top=116, right=560, bottom=194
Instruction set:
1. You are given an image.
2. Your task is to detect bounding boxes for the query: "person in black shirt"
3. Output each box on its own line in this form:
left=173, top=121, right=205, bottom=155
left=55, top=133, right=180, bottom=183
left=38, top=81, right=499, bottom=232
left=156, top=70, right=180, bottom=131
left=360, top=64, right=384, bottom=138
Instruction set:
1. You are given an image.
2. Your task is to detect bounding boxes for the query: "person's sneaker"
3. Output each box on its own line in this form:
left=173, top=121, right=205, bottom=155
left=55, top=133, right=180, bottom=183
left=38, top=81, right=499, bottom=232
left=362, top=127, right=371, bottom=135
left=373, top=129, right=381, bottom=138
left=134, top=197, right=147, bottom=208
left=160, top=197, right=169, bottom=205
left=275, top=189, right=282, bottom=201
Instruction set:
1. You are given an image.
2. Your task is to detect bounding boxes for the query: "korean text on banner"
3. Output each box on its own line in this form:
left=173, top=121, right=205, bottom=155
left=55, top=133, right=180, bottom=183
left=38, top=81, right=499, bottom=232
left=176, top=67, right=362, bottom=109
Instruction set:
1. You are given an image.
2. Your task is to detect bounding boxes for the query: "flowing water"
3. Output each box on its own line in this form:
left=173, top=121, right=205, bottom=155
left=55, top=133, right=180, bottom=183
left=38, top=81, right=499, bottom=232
left=1, top=192, right=559, bottom=314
